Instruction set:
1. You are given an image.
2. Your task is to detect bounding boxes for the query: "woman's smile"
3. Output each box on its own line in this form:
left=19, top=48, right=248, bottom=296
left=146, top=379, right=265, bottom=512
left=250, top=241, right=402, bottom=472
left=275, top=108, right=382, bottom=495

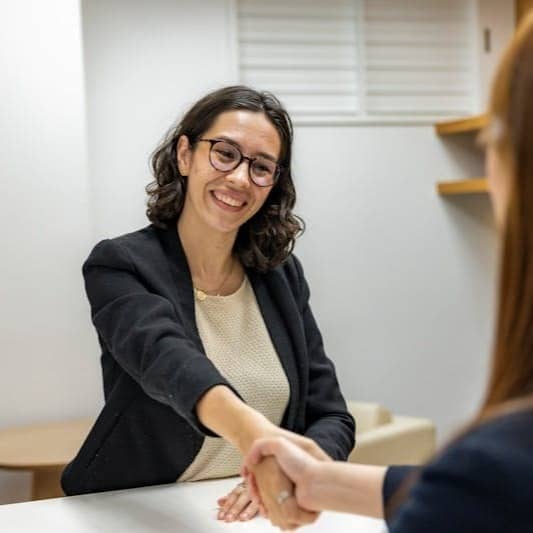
left=210, top=189, right=248, bottom=211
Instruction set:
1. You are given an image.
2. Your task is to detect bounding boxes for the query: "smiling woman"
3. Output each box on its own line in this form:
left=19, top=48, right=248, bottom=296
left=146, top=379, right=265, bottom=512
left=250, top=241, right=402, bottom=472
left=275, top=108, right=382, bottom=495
left=60, top=86, right=355, bottom=527
left=147, top=86, right=302, bottom=273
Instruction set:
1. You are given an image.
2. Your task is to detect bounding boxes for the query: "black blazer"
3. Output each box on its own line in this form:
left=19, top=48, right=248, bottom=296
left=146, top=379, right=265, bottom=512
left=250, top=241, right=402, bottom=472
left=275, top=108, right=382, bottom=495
left=62, top=224, right=355, bottom=495
left=383, top=410, right=533, bottom=532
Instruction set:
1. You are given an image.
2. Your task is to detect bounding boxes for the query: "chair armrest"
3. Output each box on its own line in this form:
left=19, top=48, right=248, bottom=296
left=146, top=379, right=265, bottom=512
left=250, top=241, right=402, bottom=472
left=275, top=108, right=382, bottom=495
left=346, top=401, right=392, bottom=433
left=349, top=415, right=436, bottom=466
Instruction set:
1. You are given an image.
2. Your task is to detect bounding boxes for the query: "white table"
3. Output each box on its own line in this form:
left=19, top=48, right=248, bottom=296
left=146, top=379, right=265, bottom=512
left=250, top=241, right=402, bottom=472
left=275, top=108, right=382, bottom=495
left=0, top=477, right=386, bottom=532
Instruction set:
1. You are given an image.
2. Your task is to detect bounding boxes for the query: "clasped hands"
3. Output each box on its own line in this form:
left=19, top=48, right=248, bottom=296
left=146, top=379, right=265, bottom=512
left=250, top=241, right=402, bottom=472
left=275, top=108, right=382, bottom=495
left=217, top=429, right=329, bottom=531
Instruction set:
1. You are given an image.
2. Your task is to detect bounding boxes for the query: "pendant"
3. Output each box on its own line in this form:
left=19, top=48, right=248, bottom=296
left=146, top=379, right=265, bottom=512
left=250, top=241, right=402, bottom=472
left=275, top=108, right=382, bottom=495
left=195, top=288, right=207, bottom=301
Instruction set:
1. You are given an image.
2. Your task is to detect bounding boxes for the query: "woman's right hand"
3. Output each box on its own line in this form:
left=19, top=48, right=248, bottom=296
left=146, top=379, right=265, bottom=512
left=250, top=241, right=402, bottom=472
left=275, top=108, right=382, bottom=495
left=250, top=454, right=319, bottom=530
left=235, top=418, right=327, bottom=529
left=244, top=436, right=322, bottom=513
left=236, top=416, right=331, bottom=512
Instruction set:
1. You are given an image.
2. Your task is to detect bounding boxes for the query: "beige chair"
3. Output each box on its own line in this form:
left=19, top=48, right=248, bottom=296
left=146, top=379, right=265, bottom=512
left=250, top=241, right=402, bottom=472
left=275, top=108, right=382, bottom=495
left=347, top=401, right=436, bottom=466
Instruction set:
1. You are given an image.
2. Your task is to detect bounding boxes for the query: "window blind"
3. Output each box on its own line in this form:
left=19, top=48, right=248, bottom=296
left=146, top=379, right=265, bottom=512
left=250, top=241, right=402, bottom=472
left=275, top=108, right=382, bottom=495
left=236, top=0, right=476, bottom=121
left=363, top=0, right=475, bottom=116
left=237, top=0, right=360, bottom=117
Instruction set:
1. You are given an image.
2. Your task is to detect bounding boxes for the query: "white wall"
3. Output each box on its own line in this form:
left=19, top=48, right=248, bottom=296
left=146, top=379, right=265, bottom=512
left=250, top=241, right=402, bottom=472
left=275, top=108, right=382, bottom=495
left=294, top=128, right=497, bottom=439
left=0, top=0, right=98, bottom=503
left=82, top=0, right=237, bottom=239
left=0, top=0, right=507, bottom=504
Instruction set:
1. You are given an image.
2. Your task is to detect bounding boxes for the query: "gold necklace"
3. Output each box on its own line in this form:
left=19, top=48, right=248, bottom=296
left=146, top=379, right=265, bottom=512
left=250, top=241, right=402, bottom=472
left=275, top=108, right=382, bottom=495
left=194, top=259, right=235, bottom=301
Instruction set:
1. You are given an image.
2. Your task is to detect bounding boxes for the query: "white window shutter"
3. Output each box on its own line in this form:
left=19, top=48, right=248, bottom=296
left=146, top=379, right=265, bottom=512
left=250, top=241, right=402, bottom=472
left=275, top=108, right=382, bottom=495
left=363, top=0, right=476, bottom=116
left=236, top=0, right=477, bottom=122
left=237, top=0, right=360, bottom=117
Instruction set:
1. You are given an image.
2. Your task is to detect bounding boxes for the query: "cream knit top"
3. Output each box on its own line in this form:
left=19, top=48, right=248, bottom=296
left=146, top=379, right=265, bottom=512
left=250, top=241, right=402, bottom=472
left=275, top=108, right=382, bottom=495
left=178, top=275, right=290, bottom=482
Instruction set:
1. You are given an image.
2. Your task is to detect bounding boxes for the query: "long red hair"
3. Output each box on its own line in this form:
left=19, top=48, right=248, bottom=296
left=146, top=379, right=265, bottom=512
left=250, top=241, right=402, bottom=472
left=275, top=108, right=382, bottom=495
left=481, top=11, right=533, bottom=414
left=386, top=13, right=533, bottom=517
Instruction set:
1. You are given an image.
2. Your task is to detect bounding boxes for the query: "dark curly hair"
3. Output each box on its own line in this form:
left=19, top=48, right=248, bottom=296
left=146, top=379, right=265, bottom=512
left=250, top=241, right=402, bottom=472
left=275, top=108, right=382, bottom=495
left=146, top=85, right=304, bottom=272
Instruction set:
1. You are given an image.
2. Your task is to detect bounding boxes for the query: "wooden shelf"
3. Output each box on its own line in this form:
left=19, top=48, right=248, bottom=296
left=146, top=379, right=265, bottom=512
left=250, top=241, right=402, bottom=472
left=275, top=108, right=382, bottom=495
left=435, top=114, right=488, bottom=135
left=437, top=178, right=488, bottom=196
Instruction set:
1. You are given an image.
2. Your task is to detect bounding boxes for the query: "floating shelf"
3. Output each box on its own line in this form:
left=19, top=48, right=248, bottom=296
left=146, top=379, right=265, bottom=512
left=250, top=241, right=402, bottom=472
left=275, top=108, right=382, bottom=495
left=435, top=114, right=488, bottom=135
left=434, top=115, right=488, bottom=196
left=437, top=178, right=488, bottom=196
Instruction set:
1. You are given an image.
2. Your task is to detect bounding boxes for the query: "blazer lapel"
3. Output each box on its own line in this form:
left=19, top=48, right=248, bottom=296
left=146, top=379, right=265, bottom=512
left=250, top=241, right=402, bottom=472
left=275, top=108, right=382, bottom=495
left=154, top=222, right=201, bottom=346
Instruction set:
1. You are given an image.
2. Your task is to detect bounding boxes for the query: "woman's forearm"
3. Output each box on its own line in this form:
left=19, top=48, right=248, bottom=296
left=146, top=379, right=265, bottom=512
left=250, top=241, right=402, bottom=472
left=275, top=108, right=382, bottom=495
left=196, top=385, right=270, bottom=453
left=306, top=461, right=386, bottom=518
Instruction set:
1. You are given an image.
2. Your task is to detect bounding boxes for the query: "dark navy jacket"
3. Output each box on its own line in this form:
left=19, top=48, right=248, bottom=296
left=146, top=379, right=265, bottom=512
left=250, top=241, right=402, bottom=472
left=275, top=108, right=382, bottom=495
left=383, top=410, right=533, bottom=532
left=61, top=223, right=355, bottom=495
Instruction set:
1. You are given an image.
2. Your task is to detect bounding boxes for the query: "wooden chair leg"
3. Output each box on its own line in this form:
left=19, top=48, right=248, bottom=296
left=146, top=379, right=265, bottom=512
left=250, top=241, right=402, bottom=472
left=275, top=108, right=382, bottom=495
left=31, top=468, right=64, bottom=500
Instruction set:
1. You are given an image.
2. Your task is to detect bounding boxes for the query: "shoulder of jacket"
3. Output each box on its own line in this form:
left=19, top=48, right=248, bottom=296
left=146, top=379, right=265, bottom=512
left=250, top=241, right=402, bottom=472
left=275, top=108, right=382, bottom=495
left=86, top=225, right=160, bottom=266
left=456, top=410, right=533, bottom=452
left=92, top=225, right=158, bottom=254
left=425, top=410, right=533, bottom=488
left=109, top=225, right=158, bottom=249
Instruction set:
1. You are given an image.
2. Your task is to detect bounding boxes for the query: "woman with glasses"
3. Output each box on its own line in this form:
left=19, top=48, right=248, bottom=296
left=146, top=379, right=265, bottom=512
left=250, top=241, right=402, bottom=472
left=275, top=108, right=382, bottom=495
left=243, top=13, right=533, bottom=533
left=61, top=86, right=354, bottom=525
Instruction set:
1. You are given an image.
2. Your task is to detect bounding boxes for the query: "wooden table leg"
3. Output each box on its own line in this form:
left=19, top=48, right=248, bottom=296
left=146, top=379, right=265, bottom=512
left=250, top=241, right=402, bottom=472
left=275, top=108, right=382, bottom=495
left=31, top=468, right=64, bottom=500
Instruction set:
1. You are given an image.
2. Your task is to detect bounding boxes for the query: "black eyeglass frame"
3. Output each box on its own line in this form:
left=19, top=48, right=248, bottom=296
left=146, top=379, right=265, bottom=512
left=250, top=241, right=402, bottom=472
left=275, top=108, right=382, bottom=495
left=196, top=138, right=282, bottom=187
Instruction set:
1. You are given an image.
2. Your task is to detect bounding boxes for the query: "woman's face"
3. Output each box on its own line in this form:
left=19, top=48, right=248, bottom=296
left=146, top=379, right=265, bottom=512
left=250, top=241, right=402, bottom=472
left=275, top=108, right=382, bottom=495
left=486, top=146, right=512, bottom=230
left=177, top=110, right=281, bottom=235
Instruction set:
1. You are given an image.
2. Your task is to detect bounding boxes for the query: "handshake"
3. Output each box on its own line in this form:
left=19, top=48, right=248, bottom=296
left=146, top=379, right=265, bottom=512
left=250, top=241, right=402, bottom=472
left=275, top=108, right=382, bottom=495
left=217, top=430, right=332, bottom=531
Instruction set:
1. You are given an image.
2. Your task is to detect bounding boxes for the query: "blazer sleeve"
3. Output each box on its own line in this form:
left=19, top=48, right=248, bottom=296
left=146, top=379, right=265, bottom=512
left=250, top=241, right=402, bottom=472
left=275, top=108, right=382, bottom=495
left=83, top=238, right=242, bottom=437
left=386, top=444, right=507, bottom=532
left=383, top=465, right=418, bottom=507
left=290, top=256, right=356, bottom=461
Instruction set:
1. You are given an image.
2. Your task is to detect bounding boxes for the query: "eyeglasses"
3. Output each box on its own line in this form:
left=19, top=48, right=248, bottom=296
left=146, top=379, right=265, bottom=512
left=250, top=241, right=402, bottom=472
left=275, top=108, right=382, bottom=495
left=196, top=138, right=281, bottom=187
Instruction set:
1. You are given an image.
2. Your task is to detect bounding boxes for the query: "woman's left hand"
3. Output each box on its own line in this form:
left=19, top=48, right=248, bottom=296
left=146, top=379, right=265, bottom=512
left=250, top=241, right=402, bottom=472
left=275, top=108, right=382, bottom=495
left=217, top=481, right=260, bottom=522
